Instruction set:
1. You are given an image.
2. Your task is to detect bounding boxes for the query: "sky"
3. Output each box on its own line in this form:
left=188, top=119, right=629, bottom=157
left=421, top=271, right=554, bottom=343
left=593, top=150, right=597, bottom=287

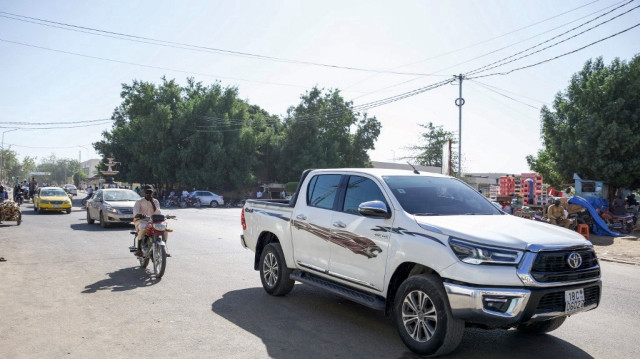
left=0, top=0, right=638, bottom=175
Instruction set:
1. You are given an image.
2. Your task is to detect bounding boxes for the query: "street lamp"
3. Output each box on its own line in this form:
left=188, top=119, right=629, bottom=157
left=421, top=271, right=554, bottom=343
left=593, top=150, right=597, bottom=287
left=1, top=128, right=18, bottom=184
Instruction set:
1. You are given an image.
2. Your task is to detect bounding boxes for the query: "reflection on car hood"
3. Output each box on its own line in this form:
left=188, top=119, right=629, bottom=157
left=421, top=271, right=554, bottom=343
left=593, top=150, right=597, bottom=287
left=415, top=215, right=590, bottom=250
left=41, top=196, right=70, bottom=201
left=103, top=200, right=136, bottom=208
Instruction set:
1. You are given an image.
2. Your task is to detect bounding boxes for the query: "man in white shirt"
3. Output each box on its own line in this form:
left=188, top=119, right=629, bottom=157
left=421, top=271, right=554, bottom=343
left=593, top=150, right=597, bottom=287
left=256, top=190, right=263, bottom=199
left=133, top=186, right=169, bottom=257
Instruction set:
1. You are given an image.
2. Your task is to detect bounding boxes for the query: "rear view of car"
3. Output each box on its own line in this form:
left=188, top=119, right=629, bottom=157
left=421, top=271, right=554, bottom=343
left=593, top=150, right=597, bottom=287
left=63, top=184, right=78, bottom=196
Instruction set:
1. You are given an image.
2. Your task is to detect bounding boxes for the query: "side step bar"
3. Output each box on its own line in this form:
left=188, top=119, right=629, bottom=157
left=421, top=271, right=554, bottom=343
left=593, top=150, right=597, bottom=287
left=290, top=271, right=385, bottom=311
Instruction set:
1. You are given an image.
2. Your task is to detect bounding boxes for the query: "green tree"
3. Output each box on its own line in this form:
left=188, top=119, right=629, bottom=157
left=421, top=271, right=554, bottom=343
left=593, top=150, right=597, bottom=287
left=528, top=55, right=640, bottom=190
left=404, top=122, right=458, bottom=175
left=278, top=87, right=381, bottom=181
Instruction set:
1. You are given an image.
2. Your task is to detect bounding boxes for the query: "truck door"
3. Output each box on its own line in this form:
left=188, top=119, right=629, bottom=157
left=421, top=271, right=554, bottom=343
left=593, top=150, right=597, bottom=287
left=328, top=175, right=393, bottom=292
left=291, top=174, right=343, bottom=273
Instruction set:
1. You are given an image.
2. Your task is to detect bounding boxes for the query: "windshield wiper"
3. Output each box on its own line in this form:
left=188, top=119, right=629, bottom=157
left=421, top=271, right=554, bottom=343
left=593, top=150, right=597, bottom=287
left=413, top=213, right=440, bottom=216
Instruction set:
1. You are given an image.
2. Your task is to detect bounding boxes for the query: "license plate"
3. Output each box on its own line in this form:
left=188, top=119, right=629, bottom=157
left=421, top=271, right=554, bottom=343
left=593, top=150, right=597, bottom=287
left=565, top=288, right=585, bottom=314
left=53, top=204, right=61, bottom=208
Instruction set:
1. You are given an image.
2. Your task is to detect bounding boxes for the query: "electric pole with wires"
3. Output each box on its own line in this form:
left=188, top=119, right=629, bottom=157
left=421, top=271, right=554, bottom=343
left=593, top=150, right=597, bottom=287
left=454, top=74, right=465, bottom=178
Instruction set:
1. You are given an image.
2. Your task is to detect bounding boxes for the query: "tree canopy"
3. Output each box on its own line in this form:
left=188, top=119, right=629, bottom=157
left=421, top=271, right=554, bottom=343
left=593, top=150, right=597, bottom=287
left=94, top=79, right=380, bottom=192
left=404, top=122, right=457, bottom=175
left=527, top=55, right=640, bottom=189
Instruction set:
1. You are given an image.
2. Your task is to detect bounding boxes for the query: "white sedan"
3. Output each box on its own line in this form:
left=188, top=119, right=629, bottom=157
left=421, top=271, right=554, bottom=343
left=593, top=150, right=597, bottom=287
left=190, top=191, right=224, bottom=208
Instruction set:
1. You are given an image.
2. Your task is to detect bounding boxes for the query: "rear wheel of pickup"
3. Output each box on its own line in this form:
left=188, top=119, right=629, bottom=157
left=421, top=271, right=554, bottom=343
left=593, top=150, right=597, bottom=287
left=393, top=274, right=464, bottom=357
left=260, top=243, right=295, bottom=296
left=517, top=317, right=566, bottom=334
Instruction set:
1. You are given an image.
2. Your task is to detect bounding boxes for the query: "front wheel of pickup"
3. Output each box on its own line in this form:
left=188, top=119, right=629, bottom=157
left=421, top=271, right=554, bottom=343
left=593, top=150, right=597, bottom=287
left=393, top=275, right=464, bottom=357
left=260, top=243, right=295, bottom=296
left=517, top=317, right=566, bottom=334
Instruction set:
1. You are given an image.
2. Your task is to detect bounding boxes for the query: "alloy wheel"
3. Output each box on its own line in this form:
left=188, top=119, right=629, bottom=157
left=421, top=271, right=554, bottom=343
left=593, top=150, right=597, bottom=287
left=262, top=252, right=279, bottom=287
left=402, top=290, right=438, bottom=342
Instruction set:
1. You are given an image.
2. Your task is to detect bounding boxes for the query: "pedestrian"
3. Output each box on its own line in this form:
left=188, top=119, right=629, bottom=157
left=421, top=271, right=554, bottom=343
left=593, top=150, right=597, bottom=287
left=281, top=190, right=286, bottom=199
left=256, top=190, right=263, bottom=199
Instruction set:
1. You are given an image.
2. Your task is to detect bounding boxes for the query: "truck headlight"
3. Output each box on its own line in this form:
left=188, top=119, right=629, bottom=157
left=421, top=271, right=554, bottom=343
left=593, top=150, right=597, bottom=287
left=449, top=238, right=523, bottom=265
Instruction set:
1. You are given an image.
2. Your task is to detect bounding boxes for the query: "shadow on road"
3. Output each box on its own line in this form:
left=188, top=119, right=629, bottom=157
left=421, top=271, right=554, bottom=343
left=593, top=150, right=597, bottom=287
left=212, top=286, right=593, bottom=359
left=82, top=266, right=160, bottom=293
left=70, top=223, right=134, bottom=232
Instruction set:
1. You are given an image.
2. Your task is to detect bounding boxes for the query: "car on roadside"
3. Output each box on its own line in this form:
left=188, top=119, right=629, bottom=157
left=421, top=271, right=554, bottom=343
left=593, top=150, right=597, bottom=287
left=33, top=187, right=72, bottom=214
left=86, top=188, right=140, bottom=228
left=62, top=184, right=78, bottom=196
left=190, top=190, right=224, bottom=208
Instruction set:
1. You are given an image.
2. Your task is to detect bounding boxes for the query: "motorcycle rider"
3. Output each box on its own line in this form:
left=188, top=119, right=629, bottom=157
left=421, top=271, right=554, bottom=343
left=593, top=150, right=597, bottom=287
left=133, top=186, right=170, bottom=257
left=548, top=198, right=570, bottom=228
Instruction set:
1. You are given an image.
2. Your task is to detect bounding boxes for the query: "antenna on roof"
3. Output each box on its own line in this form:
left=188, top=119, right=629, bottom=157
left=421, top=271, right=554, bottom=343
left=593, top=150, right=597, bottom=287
left=407, top=162, right=420, bottom=175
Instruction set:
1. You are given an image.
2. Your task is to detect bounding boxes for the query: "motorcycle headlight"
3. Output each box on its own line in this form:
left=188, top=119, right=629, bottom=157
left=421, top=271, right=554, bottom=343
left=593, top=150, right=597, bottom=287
left=449, top=238, right=523, bottom=265
left=153, top=223, right=167, bottom=231
left=106, top=206, right=118, bottom=214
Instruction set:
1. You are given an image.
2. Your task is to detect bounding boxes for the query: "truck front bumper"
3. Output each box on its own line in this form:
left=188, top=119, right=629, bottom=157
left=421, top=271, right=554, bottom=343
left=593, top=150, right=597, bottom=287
left=444, top=280, right=601, bottom=327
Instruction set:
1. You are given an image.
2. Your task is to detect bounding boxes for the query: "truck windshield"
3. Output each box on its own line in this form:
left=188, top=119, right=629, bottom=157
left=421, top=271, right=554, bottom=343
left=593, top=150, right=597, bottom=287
left=382, top=176, right=501, bottom=216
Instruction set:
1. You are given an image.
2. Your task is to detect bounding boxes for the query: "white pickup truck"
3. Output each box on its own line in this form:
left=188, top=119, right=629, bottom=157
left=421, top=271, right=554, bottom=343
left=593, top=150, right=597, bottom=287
left=240, top=168, right=601, bottom=356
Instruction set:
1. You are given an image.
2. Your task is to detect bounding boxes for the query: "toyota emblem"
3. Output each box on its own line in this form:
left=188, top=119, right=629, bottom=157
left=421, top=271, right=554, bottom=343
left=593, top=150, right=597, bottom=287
left=567, top=252, right=583, bottom=269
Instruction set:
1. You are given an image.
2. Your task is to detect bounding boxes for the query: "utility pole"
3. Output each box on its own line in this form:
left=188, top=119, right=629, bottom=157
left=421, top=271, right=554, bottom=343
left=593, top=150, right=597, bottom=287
left=1, top=128, right=18, bottom=183
left=454, top=74, right=465, bottom=178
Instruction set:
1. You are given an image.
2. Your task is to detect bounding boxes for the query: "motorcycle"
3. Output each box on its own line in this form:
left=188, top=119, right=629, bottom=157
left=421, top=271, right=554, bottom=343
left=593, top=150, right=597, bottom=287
left=180, top=195, right=201, bottom=208
left=15, top=191, right=24, bottom=206
left=225, top=197, right=246, bottom=208
left=609, top=213, right=634, bottom=234
left=163, top=195, right=181, bottom=208
left=129, top=214, right=176, bottom=278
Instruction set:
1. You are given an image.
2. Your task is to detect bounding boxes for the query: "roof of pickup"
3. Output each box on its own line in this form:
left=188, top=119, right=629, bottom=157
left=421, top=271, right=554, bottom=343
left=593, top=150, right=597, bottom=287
left=308, top=168, right=450, bottom=178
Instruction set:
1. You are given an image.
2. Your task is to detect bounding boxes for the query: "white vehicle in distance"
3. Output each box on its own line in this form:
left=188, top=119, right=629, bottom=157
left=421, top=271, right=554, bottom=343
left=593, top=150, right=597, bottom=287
left=63, top=184, right=78, bottom=196
left=190, top=190, right=224, bottom=208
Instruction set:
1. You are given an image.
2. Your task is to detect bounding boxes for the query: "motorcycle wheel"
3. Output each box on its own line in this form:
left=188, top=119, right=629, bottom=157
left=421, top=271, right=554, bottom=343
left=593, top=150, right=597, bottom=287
left=194, top=199, right=201, bottom=208
left=152, top=240, right=167, bottom=278
left=139, top=238, right=150, bottom=268
left=180, top=201, right=187, bottom=208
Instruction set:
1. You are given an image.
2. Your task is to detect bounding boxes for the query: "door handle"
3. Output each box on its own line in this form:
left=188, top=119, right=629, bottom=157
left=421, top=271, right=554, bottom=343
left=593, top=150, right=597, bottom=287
left=296, top=214, right=307, bottom=220
left=332, top=221, right=346, bottom=228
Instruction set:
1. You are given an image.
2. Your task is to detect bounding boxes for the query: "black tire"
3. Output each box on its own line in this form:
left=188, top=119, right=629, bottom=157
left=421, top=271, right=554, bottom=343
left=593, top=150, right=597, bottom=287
left=194, top=199, right=201, bottom=208
left=86, top=209, right=95, bottom=224
left=259, top=243, right=294, bottom=296
left=38, top=207, right=43, bottom=214
left=180, top=201, right=187, bottom=208
left=17, top=213, right=21, bottom=226
left=152, top=239, right=167, bottom=278
left=33, top=203, right=37, bottom=212
left=517, top=317, right=566, bottom=334
left=65, top=208, right=71, bottom=214
left=100, top=211, right=109, bottom=228
left=210, top=200, right=218, bottom=208
left=393, top=274, right=465, bottom=357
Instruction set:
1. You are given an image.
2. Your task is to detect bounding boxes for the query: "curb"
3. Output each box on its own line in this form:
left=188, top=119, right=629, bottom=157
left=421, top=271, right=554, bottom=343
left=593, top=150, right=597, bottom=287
left=598, top=256, right=640, bottom=266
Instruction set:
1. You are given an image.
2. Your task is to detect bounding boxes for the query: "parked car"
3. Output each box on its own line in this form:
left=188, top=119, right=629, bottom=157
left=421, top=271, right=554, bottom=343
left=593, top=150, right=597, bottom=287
left=33, top=187, right=72, bottom=214
left=86, top=188, right=140, bottom=228
left=62, top=184, right=78, bottom=196
left=241, top=168, right=602, bottom=356
left=190, top=190, right=224, bottom=208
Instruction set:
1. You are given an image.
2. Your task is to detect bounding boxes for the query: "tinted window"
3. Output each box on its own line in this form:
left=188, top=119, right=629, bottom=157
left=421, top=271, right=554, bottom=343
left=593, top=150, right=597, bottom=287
left=342, top=176, right=388, bottom=215
left=383, top=176, right=501, bottom=216
left=307, top=174, right=342, bottom=210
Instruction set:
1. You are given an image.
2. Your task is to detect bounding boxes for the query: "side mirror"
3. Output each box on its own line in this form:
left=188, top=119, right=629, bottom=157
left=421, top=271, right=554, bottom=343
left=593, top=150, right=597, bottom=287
left=358, top=200, right=391, bottom=219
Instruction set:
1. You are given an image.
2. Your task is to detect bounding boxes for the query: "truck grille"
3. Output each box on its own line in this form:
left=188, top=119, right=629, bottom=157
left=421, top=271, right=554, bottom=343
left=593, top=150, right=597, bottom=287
left=534, top=285, right=600, bottom=314
left=530, top=248, right=600, bottom=283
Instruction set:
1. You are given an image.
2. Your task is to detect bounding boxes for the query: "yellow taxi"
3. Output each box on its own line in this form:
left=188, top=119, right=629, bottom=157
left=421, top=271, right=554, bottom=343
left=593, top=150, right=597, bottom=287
left=33, top=187, right=72, bottom=214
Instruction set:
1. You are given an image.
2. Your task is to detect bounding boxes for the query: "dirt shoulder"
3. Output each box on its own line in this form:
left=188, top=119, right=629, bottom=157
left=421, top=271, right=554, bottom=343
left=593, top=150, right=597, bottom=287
left=590, top=231, right=640, bottom=265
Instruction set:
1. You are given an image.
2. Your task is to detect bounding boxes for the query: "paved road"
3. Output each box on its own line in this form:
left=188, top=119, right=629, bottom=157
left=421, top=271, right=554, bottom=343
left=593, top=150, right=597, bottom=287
left=0, top=201, right=638, bottom=358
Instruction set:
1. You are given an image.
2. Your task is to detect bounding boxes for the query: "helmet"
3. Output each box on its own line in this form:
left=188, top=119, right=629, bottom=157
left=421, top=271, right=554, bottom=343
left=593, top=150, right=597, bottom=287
left=143, top=185, right=154, bottom=193
left=554, top=198, right=561, bottom=204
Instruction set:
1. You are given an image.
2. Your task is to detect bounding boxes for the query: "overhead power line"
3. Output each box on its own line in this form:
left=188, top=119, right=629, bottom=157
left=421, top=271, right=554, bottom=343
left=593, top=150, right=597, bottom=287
left=466, top=2, right=640, bottom=76
left=0, top=11, right=445, bottom=77
left=0, top=121, right=112, bottom=130
left=467, top=21, right=640, bottom=79
left=468, top=80, right=541, bottom=110
left=0, top=118, right=112, bottom=125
